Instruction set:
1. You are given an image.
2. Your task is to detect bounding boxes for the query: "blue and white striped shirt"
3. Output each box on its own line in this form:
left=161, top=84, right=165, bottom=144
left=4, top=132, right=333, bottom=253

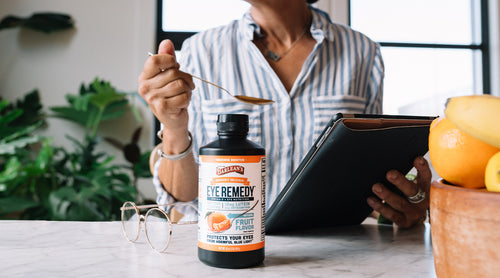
left=154, top=6, right=384, bottom=210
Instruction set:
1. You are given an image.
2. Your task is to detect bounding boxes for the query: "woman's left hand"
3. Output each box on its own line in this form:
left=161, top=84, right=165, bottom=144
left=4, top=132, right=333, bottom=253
left=367, top=156, right=432, bottom=228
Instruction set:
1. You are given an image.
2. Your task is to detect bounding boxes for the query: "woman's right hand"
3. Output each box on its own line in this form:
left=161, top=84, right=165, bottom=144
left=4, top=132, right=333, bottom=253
left=138, top=39, right=195, bottom=134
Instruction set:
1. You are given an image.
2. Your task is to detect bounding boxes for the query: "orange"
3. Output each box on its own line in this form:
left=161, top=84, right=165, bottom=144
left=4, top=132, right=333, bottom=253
left=429, top=117, right=500, bottom=188
left=207, top=212, right=230, bottom=232
left=213, top=219, right=231, bottom=232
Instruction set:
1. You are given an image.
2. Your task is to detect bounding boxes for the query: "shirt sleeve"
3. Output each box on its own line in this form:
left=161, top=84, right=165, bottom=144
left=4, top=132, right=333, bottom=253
left=153, top=157, right=199, bottom=204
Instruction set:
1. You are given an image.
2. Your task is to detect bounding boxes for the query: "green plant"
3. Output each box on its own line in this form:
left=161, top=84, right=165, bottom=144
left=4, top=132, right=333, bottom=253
left=0, top=90, right=47, bottom=217
left=105, top=127, right=153, bottom=202
left=0, top=79, right=151, bottom=220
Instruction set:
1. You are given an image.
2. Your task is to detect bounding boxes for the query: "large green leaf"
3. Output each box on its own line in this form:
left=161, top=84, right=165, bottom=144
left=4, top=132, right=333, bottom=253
left=10, top=90, right=45, bottom=127
left=35, top=138, right=54, bottom=171
left=1, top=120, right=42, bottom=142
left=101, top=99, right=128, bottom=121
left=0, top=136, right=41, bottom=155
left=0, top=109, right=22, bottom=127
left=0, top=157, right=22, bottom=184
left=49, top=107, right=90, bottom=126
left=0, top=196, right=38, bottom=215
left=50, top=78, right=130, bottom=135
left=69, top=93, right=92, bottom=111
left=89, top=79, right=125, bottom=109
left=49, top=187, right=77, bottom=219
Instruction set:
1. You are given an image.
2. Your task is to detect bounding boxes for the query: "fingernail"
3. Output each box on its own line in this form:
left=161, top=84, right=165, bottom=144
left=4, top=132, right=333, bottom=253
left=373, top=184, right=383, bottom=193
left=367, top=197, right=376, bottom=206
left=388, top=171, right=398, bottom=180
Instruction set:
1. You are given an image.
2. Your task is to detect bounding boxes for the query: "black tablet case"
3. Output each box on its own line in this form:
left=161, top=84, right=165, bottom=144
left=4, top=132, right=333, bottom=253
left=265, top=113, right=435, bottom=234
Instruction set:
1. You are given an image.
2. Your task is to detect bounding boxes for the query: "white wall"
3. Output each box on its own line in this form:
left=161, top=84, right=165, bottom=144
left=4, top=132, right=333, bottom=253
left=0, top=0, right=158, bottom=199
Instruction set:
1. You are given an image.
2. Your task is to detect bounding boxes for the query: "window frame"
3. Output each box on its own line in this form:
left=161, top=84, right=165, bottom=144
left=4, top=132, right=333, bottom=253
left=348, top=0, right=491, bottom=95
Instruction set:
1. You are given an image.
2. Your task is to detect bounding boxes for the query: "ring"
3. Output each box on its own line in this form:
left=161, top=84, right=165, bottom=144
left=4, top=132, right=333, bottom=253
left=407, top=188, right=426, bottom=204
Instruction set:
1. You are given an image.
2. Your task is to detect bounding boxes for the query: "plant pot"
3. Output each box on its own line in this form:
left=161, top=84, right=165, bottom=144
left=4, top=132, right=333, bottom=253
left=430, top=179, right=500, bottom=278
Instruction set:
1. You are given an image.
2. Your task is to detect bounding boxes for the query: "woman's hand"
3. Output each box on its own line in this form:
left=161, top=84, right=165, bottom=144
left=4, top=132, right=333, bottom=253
left=138, top=39, right=195, bottom=134
left=367, top=156, right=432, bottom=228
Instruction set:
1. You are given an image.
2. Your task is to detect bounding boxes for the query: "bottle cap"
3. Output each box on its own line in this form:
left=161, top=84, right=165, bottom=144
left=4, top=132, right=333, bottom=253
left=217, top=114, right=249, bottom=136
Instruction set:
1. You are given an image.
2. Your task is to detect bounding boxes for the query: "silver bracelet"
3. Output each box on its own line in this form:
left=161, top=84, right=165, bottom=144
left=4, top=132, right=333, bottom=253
left=157, top=131, right=193, bottom=161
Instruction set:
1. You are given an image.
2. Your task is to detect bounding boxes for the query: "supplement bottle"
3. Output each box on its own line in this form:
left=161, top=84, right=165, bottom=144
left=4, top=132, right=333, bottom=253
left=198, top=114, right=265, bottom=268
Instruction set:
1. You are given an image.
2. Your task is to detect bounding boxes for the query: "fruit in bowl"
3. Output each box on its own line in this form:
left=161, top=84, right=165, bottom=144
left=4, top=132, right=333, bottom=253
left=429, top=94, right=500, bottom=278
left=485, top=151, right=500, bottom=192
left=428, top=117, right=500, bottom=189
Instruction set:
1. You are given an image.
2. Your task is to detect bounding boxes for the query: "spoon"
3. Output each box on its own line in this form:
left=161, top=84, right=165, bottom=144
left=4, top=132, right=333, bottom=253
left=148, top=52, right=274, bottom=105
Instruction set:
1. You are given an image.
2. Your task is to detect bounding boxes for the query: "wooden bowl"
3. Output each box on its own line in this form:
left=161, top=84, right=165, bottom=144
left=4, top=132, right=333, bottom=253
left=430, top=179, right=500, bottom=278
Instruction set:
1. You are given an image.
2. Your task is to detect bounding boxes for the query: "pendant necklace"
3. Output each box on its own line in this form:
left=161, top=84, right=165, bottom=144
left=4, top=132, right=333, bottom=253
left=262, top=28, right=308, bottom=62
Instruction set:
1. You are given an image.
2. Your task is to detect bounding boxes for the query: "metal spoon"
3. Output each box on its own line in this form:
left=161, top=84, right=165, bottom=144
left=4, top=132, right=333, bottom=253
left=148, top=52, right=274, bottom=105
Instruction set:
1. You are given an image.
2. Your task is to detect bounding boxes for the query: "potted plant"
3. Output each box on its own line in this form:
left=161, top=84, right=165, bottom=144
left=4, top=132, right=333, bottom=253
left=0, top=78, right=151, bottom=220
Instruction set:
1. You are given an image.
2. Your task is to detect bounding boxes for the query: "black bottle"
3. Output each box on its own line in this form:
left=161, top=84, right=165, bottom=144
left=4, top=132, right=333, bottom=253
left=198, top=114, right=266, bottom=268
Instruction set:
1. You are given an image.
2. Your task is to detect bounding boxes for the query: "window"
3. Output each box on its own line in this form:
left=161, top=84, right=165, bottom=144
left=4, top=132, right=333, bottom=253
left=156, top=0, right=249, bottom=50
left=350, top=0, right=490, bottom=115
left=155, top=0, right=489, bottom=118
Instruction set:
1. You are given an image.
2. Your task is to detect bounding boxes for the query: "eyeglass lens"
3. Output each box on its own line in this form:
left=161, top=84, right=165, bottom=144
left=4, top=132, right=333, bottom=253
left=122, top=202, right=140, bottom=242
left=145, top=208, right=172, bottom=252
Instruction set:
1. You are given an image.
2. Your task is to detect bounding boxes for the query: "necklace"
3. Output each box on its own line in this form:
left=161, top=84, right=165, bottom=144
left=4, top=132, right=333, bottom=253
left=261, top=28, right=308, bottom=62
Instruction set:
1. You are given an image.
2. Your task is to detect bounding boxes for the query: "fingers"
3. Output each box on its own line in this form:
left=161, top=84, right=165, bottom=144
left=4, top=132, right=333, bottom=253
left=383, top=157, right=431, bottom=206
left=142, top=69, right=194, bottom=94
left=158, top=39, right=176, bottom=56
left=149, top=91, right=192, bottom=115
left=140, top=40, right=182, bottom=80
left=414, top=156, right=432, bottom=191
left=370, top=183, right=410, bottom=214
left=367, top=157, right=433, bottom=228
left=385, top=169, right=417, bottom=198
left=138, top=39, right=196, bottom=123
left=140, top=54, right=180, bottom=80
left=367, top=195, right=405, bottom=225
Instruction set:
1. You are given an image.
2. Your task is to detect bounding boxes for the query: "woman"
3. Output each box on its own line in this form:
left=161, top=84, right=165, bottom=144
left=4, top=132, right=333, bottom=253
left=138, top=0, right=431, bottom=228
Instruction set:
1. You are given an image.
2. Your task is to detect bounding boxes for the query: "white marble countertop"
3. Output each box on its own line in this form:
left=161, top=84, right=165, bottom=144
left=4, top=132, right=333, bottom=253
left=0, top=219, right=436, bottom=277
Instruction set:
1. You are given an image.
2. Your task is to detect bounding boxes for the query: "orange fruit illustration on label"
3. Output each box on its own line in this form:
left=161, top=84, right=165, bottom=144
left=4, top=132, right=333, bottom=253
left=206, top=212, right=231, bottom=232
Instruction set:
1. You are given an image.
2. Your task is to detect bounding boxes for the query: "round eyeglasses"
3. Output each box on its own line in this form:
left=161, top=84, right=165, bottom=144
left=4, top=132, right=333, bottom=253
left=120, top=201, right=198, bottom=253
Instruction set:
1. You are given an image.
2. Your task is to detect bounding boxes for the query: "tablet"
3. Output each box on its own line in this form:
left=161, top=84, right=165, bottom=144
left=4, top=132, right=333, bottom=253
left=265, top=113, right=436, bottom=234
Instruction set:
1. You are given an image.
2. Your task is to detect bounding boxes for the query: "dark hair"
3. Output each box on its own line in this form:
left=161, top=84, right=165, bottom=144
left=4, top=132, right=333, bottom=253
left=307, top=0, right=318, bottom=3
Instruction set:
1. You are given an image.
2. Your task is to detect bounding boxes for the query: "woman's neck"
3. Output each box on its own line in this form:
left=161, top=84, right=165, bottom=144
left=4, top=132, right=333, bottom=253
left=249, top=1, right=311, bottom=45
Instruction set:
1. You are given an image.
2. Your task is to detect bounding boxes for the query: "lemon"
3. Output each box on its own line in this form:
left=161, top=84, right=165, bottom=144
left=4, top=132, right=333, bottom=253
left=485, top=151, right=500, bottom=192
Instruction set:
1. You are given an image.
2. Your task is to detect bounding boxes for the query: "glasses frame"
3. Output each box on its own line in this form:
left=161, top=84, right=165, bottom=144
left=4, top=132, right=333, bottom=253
left=120, top=201, right=198, bottom=253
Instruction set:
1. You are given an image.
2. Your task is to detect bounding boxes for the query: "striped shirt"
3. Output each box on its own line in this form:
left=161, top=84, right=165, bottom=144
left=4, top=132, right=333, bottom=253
left=154, top=6, right=384, bottom=210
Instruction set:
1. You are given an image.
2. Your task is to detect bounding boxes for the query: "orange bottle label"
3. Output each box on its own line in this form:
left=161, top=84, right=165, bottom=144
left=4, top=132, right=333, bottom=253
left=198, top=155, right=266, bottom=252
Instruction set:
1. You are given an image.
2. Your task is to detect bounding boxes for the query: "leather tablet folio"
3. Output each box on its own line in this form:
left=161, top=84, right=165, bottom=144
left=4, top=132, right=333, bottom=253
left=265, top=113, right=436, bottom=234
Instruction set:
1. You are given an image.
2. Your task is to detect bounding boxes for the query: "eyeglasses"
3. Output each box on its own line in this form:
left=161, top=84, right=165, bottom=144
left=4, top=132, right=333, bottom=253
left=120, top=201, right=198, bottom=253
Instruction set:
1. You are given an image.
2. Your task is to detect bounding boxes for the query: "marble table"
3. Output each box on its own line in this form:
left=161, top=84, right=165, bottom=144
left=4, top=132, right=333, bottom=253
left=0, top=219, right=436, bottom=277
